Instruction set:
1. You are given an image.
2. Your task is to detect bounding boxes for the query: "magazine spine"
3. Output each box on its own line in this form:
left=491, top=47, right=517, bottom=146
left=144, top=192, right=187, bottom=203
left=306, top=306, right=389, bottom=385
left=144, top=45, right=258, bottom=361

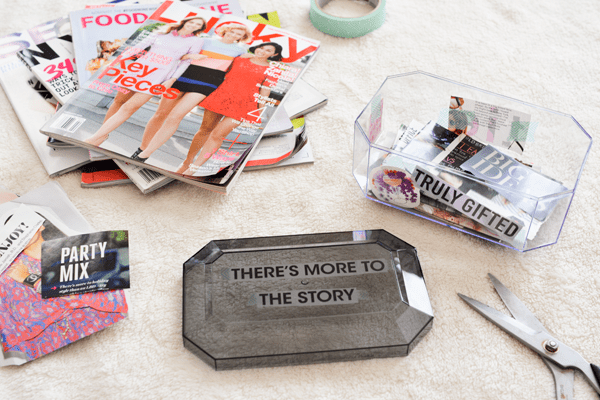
left=112, top=159, right=173, bottom=194
left=0, top=65, right=91, bottom=177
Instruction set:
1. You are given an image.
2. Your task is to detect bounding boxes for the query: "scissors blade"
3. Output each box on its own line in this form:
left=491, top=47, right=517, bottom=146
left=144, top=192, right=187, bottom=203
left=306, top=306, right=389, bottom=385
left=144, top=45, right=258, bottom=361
left=488, top=274, right=549, bottom=334
left=458, top=293, right=539, bottom=339
left=458, top=293, right=600, bottom=395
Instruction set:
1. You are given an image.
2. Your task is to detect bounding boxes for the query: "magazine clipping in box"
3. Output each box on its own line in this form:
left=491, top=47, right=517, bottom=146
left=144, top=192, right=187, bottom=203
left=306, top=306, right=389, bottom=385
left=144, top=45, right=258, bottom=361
left=41, top=1, right=320, bottom=194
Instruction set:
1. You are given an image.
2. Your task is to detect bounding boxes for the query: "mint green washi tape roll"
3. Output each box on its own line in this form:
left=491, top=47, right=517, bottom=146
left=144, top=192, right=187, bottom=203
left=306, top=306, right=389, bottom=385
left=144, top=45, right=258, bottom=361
left=310, top=0, right=386, bottom=38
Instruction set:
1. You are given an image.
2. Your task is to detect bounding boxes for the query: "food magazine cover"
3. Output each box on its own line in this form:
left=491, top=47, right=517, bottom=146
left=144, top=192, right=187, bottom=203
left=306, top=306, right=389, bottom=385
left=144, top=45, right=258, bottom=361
left=41, top=1, right=320, bottom=193
left=0, top=182, right=128, bottom=366
left=71, top=1, right=244, bottom=84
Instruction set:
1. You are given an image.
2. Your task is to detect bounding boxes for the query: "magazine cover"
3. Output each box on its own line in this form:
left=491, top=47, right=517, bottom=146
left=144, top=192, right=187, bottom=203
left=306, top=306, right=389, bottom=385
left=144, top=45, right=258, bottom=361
left=283, top=78, right=328, bottom=120
left=112, top=106, right=294, bottom=194
left=72, top=6, right=312, bottom=194
left=71, top=5, right=294, bottom=194
left=113, top=159, right=174, bottom=194
left=80, top=159, right=132, bottom=188
left=17, top=35, right=78, bottom=105
left=0, top=19, right=91, bottom=177
left=0, top=182, right=128, bottom=366
left=71, top=1, right=244, bottom=84
left=41, top=1, right=320, bottom=193
left=245, top=116, right=306, bottom=169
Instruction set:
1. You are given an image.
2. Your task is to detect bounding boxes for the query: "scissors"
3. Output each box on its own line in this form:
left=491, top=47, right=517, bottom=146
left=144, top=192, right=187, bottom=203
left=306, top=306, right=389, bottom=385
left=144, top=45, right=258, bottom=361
left=458, top=274, right=600, bottom=399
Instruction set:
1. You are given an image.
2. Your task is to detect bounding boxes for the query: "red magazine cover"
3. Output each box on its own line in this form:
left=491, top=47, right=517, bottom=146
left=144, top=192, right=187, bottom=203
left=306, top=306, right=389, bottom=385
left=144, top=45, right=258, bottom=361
left=80, top=159, right=131, bottom=187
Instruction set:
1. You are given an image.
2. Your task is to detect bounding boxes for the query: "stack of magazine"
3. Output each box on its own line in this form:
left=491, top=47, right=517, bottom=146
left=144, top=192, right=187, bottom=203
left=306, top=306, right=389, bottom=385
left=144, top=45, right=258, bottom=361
left=367, top=96, right=565, bottom=249
left=0, top=0, right=326, bottom=194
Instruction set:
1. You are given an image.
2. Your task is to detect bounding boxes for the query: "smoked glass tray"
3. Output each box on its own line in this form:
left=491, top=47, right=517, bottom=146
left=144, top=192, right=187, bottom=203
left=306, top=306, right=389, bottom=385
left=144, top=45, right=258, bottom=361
left=182, top=230, right=433, bottom=370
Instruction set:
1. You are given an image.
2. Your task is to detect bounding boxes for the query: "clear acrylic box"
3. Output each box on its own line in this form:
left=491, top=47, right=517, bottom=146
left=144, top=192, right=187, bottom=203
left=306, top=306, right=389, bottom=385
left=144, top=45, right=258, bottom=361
left=353, top=71, right=592, bottom=252
left=183, top=230, right=433, bottom=370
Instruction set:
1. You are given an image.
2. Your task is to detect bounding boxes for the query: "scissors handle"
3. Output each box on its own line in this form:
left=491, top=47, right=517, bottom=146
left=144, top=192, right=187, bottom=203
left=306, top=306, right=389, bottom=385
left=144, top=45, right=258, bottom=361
left=592, top=364, right=600, bottom=393
left=544, top=359, right=574, bottom=400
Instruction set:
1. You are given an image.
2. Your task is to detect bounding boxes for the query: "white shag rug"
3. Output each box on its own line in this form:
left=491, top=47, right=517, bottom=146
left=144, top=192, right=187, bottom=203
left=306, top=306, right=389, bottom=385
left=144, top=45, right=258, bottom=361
left=1, top=0, right=599, bottom=399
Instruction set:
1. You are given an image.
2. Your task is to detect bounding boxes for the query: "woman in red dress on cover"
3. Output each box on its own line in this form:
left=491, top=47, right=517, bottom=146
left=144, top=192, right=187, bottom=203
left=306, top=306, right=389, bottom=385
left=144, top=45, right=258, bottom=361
left=178, top=42, right=283, bottom=175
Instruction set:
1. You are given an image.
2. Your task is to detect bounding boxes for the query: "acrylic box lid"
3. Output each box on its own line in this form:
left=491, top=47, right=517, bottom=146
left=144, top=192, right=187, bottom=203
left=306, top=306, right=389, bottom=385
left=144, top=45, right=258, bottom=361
left=182, top=230, right=433, bottom=370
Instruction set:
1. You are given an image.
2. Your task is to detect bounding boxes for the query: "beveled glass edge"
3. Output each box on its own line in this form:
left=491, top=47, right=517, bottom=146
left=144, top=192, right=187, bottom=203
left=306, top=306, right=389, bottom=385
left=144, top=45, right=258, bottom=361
left=379, top=71, right=595, bottom=124
left=213, top=345, right=409, bottom=370
left=183, top=230, right=416, bottom=267
left=183, top=318, right=434, bottom=371
left=183, top=336, right=217, bottom=369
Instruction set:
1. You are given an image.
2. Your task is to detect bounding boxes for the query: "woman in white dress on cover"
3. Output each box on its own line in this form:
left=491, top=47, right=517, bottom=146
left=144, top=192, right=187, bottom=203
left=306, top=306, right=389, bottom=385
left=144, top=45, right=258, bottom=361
left=85, top=17, right=207, bottom=146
